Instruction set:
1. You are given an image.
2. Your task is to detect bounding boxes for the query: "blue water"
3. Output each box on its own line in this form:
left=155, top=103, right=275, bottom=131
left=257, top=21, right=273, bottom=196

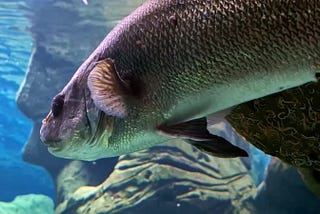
left=0, top=0, right=54, bottom=202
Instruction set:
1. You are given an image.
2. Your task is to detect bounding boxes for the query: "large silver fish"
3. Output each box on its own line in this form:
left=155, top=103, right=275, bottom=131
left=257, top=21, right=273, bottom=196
left=40, top=0, right=320, bottom=160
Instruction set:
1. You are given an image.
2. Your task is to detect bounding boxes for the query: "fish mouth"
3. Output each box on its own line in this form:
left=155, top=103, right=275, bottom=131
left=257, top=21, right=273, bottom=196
left=48, top=143, right=63, bottom=152
left=42, top=107, right=100, bottom=152
left=41, top=136, right=63, bottom=152
left=39, top=122, right=62, bottom=150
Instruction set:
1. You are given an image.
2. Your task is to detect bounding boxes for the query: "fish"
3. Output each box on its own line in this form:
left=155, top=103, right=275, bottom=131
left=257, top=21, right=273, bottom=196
left=40, top=0, right=320, bottom=161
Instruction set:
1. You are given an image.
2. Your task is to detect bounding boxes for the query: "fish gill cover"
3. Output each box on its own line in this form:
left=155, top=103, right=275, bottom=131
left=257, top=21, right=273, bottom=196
left=0, top=0, right=54, bottom=201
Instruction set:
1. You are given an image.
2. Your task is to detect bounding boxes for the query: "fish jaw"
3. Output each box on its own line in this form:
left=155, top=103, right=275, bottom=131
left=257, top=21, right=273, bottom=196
left=46, top=128, right=110, bottom=161
left=39, top=67, right=113, bottom=160
left=39, top=73, right=119, bottom=161
left=40, top=106, right=111, bottom=161
left=40, top=105, right=93, bottom=160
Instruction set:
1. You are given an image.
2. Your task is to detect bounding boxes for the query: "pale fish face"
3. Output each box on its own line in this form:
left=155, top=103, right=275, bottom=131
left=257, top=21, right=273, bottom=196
left=40, top=72, right=114, bottom=161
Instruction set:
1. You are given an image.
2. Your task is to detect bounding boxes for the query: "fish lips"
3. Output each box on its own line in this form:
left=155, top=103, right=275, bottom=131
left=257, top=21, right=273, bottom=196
left=39, top=118, right=60, bottom=152
left=40, top=122, right=64, bottom=151
left=40, top=113, right=99, bottom=155
left=39, top=112, right=71, bottom=152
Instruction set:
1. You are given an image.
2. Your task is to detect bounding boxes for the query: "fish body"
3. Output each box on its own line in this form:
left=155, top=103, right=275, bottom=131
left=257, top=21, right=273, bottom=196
left=40, top=0, right=320, bottom=160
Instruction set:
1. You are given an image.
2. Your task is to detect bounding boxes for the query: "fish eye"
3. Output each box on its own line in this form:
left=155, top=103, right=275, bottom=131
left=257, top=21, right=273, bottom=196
left=51, top=94, right=65, bottom=118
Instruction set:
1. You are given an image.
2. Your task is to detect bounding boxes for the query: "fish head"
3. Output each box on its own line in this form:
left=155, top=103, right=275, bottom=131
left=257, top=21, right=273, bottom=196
left=40, top=62, right=115, bottom=161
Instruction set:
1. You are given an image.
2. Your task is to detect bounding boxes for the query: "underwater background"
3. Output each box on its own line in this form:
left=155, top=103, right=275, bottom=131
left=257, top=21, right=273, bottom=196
left=0, top=0, right=54, bottom=201
left=0, top=0, right=319, bottom=213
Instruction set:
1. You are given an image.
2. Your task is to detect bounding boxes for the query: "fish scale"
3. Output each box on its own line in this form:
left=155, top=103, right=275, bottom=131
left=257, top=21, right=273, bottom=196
left=102, top=0, right=320, bottom=153
left=40, top=0, right=320, bottom=160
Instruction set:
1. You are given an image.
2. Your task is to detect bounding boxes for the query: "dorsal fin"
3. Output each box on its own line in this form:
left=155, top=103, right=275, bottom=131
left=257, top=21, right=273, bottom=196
left=87, top=59, right=128, bottom=118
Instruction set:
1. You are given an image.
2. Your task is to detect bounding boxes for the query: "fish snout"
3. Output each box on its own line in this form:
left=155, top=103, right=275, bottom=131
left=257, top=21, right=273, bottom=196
left=39, top=124, right=63, bottom=148
left=40, top=135, right=62, bottom=147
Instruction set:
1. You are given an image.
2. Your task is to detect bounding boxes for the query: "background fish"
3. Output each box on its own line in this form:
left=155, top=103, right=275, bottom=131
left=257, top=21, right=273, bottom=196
left=40, top=0, right=320, bottom=161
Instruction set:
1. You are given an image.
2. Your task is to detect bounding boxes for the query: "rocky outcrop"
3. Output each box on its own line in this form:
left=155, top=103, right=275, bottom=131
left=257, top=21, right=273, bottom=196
left=22, top=123, right=69, bottom=178
left=55, top=158, right=118, bottom=204
left=253, top=159, right=320, bottom=213
left=0, top=194, right=54, bottom=214
left=56, top=141, right=257, bottom=214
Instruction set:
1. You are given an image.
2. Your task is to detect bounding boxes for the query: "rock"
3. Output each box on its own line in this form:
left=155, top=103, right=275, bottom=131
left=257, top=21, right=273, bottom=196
left=208, top=121, right=271, bottom=185
left=22, top=122, right=69, bottom=178
left=253, top=159, right=320, bottom=213
left=0, top=194, right=54, bottom=214
left=56, top=158, right=118, bottom=204
left=56, top=141, right=257, bottom=214
left=17, top=46, right=75, bottom=120
left=299, top=168, right=320, bottom=198
left=17, top=0, right=111, bottom=121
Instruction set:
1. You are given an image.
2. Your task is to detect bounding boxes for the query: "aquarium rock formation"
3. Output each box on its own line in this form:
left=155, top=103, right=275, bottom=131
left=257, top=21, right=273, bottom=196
left=0, top=194, right=54, bottom=214
left=56, top=141, right=256, bottom=214
left=253, top=159, right=320, bottom=213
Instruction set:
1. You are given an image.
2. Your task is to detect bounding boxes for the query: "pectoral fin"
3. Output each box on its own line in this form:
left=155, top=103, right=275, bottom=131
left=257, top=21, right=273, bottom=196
left=158, top=118, right=248, bottom=158
left=87, top=59, right=128, bottom=117
left=187, top=138, right=248, bottom=158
